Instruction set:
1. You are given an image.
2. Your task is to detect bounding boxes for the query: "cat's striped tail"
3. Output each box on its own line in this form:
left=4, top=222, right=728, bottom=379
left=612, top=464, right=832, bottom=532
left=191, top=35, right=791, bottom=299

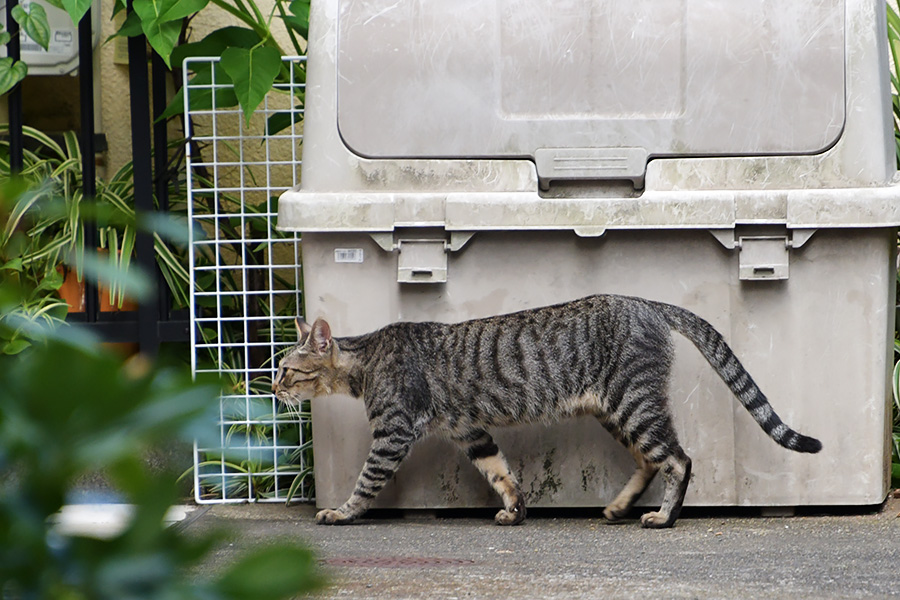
left=651, top=300, right=822, bottom=454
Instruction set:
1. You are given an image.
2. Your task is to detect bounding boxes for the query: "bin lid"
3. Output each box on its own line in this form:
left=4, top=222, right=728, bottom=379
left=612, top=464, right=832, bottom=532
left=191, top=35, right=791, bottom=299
left=336, top=0, right=845, bottom=180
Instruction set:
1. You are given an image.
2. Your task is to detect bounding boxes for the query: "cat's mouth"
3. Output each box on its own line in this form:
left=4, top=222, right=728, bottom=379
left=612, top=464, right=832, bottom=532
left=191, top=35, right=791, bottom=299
left=274, top=389, right=311, bottom=406
left=274, top=390, right=297, bottom=405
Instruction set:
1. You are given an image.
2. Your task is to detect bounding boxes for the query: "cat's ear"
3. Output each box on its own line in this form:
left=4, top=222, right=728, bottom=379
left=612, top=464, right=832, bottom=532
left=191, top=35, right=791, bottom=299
left=309, top=318, right=333, bottom=354
left=295, top=318, right=312, bottom=344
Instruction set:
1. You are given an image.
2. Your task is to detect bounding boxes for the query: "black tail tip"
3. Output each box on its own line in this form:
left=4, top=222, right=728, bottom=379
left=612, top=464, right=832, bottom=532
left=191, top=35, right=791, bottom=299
left=795, top=435, right=823, bottom=454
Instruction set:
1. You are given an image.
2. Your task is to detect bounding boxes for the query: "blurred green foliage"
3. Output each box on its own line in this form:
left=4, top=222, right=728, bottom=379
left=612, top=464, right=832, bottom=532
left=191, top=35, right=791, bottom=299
left=0, top=181, right=323, bottom=599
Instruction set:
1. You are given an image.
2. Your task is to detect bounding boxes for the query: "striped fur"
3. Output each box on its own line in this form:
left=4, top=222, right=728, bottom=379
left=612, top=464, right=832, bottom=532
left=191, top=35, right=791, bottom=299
left=273, top=294, right=821, bottom=528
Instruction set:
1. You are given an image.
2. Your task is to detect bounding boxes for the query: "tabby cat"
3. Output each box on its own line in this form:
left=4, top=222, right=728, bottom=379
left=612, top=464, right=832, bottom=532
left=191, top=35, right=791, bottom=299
left=273, top=294, right=821, bottom=528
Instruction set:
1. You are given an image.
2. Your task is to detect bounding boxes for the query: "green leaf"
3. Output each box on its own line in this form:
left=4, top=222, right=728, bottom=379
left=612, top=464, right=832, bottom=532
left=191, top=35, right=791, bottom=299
left=164, top=27, right=260, bottom=119
left=157, top=62, right=237, bottom=121
left=0, top=32, right=10, bottom=46
left=1, top=258, right=23, bottom=272
left=892, top=358, right=899, bottom=413
left=109, top=10, right=144, bottom=39
left=265, top=105, right=304, bottom=136
left=12, top=3, right=51, bottom=51
left=285, top=0, right=310, bottom=39
left=0, top=58, right=27, bottom=96
left=36, top=268, right=64, bottom=292
left=132, top=0, right=183, bottom=67
left=170, top=26, right=261, bottom=67
left=2, top=339, right=31, bottom=355
left=888, top=3, right=900, bottom=33
left=220, top=45, right=282, bottom=125
left=157, top=0, right=211, bottom=24
left=59, top=0, right=94, bottom=26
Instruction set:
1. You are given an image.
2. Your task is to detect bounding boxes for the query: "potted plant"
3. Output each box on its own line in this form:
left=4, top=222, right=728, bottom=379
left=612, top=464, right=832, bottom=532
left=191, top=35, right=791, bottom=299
left=0, top=125, right=190, bottom=353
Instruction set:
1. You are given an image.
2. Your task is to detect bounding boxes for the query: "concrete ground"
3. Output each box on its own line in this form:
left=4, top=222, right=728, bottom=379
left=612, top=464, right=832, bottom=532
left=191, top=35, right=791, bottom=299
left=184, top=495, right=900, bottom=600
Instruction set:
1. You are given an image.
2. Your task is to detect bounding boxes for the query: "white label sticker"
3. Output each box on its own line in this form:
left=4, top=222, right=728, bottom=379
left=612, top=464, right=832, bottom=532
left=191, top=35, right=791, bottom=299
left=334, top=248, right=364, bottom=263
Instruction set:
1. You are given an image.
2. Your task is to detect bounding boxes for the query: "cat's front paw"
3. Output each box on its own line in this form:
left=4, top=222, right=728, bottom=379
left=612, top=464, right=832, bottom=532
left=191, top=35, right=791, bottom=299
left=494, top=498, right=526, bottom=526
left=315, top=509, right=354, bottom=525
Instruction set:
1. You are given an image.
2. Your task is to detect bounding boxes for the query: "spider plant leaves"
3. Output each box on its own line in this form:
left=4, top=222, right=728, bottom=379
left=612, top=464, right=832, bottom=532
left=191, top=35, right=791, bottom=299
left=888, top=3, right=900, bottom=166
left=285, top=467, right=313, bottom=504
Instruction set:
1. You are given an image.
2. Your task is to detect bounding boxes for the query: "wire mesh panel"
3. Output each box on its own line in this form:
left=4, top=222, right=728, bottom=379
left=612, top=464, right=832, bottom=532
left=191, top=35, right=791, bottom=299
left=184, top=57, right=312, bottom=503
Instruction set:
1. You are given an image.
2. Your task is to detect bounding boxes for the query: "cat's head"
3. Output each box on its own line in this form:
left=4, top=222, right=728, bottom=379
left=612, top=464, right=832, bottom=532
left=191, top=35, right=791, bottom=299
left=272, top=318, right=349, bottom=405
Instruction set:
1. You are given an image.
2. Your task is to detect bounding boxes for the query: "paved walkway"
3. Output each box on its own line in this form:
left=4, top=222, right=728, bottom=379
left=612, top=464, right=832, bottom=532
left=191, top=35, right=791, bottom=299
left=185, top=496, right=900, bottom=599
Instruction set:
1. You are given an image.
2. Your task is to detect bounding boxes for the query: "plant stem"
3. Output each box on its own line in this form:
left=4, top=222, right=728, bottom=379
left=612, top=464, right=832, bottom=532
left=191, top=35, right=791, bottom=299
left=273, top=0, right=303, bottom=55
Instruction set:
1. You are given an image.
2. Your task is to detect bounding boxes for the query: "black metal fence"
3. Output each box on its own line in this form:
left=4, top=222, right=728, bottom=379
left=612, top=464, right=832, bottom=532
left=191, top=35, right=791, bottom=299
left=5, top=0, right=189, bottom=355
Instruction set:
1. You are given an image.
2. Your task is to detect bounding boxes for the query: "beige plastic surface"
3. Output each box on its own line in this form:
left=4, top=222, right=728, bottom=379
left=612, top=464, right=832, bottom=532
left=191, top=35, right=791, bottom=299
left=304, top=229, right=894, bottom=509
left=337, top=0, right=845, bottom=165
left=279, top=0, right=898, bottom=509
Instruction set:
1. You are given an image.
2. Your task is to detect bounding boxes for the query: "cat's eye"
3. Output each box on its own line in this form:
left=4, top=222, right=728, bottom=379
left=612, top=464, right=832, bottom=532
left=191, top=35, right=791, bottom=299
left=286, top=367, right=317, bottom=378
left=285, top=367, right=310, bottom=373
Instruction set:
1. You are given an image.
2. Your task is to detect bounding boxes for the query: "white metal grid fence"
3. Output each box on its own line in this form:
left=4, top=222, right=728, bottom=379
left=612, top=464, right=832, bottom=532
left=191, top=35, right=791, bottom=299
left=184, top=56, right=312, bottom=503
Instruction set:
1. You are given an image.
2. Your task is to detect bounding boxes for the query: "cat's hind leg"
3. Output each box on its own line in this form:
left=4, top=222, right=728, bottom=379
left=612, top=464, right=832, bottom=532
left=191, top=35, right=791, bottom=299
left=638, top=447, right=691, bottom=529
left=602, top=446, right=659, bottom=523
left=596, top=395, right=691, bottom=528
left=452, top=429, right=526, bottom=526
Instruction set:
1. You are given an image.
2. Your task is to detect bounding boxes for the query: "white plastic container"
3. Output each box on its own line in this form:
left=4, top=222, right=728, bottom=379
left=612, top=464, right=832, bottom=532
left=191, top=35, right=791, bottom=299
left=0, top=0, right=99, bottom=75
left=279, top=0, right=900, bottom=510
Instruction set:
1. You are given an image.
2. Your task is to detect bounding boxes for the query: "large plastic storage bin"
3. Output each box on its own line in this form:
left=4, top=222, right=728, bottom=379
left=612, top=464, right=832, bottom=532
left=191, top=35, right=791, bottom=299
left=279, top=0, right=900, bottom=510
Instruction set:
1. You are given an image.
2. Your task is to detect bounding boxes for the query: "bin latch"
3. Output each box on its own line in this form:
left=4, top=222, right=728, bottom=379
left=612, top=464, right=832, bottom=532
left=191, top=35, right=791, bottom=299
left=710, top=229, right=815, bottom=281
left=737, top=236, right=789, bottom=280
left=397, top=239, right=447, bottom=284
left=369, top=232, right=475, bottom=284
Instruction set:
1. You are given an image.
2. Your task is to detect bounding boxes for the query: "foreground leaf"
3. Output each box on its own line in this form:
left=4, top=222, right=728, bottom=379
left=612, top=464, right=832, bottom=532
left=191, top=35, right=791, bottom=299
left=211, top=545, right=323, bottom=600
left=71, top=250, right=153, bottom=304
left=220, top=45, right=282, bottom=125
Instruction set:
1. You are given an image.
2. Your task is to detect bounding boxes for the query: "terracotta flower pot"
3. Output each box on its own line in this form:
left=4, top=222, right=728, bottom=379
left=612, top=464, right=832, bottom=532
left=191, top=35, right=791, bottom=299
left=57, top=256, right=140, bottom=357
